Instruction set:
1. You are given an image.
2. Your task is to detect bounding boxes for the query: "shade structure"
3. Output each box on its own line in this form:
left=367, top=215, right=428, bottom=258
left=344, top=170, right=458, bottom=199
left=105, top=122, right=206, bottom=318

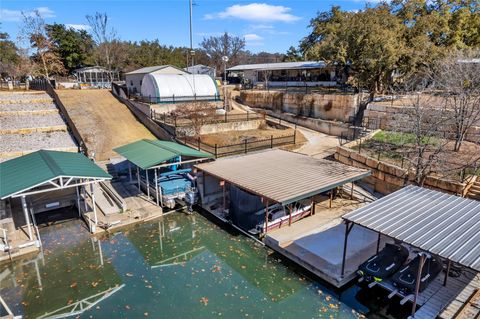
left=195, top=149, right=370, bottom=205
left=227, top=61, right=327, bottom=72
left=342, top=185, right=480, bottom=272
left=140, top=73, right=219, bottom=100
left=113, top=139, right=213, bottom=170
left=0, top=150, right=111, bottom=199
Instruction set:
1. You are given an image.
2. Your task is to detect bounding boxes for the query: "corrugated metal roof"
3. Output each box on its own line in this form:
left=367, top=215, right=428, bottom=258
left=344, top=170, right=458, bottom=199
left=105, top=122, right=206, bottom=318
left=125, top=66, right=169, bottom=75
left=0, top=150, right=111, bottom=199
left=342, top=185, right=480, bottom=271
left=125, top=65, right=189, bottom=75
left=195, top=149, right=370, bottom=205
left=114, top=139, right=213, bottom=170
left=227, top=61, right=327, bottom=72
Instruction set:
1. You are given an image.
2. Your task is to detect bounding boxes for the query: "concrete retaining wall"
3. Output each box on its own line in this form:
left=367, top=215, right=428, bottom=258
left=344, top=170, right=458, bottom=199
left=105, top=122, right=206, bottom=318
left=175, top=119, right=264, bottom=137
left=256, top=108, right=350, bottom=137
left=335, top=143, right=465, bottom=195
left=47, top=86, right=87, bottom=154
left=240, top=90, right=360, bottom=122
left=110, top=86, right=174, bottom=141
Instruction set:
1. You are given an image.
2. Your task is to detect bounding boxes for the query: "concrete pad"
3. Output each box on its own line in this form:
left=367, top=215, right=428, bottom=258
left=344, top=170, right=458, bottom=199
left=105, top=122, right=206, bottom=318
left=295, top=224, right=377, bottom=266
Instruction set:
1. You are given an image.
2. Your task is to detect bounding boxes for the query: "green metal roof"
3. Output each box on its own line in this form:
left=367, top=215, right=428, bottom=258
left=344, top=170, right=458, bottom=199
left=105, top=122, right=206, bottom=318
left=113, top=139, right=213, bottom=170
left=0, top=150, right=111, bottom=199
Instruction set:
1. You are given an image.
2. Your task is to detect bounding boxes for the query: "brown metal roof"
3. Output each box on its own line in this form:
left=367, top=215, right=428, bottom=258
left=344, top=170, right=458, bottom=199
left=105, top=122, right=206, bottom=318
left=195, top=150, right=370, bottom=205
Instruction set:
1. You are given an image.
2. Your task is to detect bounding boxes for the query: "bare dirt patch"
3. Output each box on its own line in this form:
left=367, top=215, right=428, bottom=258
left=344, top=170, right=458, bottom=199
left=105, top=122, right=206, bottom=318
left=199, top=125, right=306, bottom=146
left=354, top=131, right=480, bottom=181
left=56, top=89, right=155, bottom=161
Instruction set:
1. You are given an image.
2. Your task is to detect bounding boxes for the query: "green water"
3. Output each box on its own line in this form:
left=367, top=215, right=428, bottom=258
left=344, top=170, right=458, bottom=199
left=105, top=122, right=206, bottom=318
left=0, top=212, right=407, bottom=319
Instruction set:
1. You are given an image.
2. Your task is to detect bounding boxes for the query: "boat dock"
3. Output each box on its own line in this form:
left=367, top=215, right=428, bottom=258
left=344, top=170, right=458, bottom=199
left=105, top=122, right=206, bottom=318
left=343, top=186, right=480, bottom=319
left=264, top=196, right=378, bottom=288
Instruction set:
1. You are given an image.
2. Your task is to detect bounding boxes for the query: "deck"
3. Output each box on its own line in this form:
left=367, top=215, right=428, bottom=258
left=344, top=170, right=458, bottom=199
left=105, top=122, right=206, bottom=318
left=264, top=197, right=375, bottom=288
left=368, top=268, right=479, bottom=318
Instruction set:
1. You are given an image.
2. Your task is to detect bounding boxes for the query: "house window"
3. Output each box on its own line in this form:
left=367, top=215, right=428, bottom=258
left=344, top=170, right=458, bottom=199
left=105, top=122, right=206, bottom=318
left=140, top=80, right=142, bottom=86
left=130, top=80, right=133, bottom=86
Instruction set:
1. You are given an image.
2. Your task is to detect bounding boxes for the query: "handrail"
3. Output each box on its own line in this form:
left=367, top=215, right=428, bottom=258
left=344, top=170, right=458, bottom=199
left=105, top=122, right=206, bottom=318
left=0, top=228, right=10, bottom=253
left=99, top=181, right=127, bottom=212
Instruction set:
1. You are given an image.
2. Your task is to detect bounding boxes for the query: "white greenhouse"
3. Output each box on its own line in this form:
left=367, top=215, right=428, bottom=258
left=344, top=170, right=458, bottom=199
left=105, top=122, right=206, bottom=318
left=140, top=73, right=220, bottom=103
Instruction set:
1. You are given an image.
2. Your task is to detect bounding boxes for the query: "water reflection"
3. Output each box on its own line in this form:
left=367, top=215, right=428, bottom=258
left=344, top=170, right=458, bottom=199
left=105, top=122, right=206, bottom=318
left=0, top=213, right=366, bottom=319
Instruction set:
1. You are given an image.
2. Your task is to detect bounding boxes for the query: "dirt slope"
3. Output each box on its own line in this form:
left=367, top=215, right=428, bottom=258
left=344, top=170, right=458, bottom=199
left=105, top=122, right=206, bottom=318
left=56, top=89, right=155, bottom=161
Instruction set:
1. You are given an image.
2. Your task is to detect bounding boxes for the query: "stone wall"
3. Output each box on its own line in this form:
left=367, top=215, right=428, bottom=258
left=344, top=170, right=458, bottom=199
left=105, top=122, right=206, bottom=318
left=239, top=90, right=360, bottom=122
left=364, top=103, right=480, bottom=143
left=335, top=139, right=465, bottom=195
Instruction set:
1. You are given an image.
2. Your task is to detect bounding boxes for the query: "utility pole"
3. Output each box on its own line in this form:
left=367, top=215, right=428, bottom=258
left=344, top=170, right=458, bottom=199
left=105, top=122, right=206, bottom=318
left=189, top=0, right=195, bottom=67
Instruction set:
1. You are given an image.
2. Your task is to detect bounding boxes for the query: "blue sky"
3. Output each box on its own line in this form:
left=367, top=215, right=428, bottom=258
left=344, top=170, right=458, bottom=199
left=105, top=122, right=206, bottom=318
left=1, top=0, right=373, bottom=53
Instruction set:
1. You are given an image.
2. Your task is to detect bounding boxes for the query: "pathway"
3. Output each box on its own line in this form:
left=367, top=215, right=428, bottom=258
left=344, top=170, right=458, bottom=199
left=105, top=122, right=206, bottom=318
left=231, top=99, right=341, bottom=159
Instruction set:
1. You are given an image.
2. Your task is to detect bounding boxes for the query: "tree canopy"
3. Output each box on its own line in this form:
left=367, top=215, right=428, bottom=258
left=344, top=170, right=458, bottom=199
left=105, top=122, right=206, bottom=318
left=299, top=0, right=480, bottom=97
left=46, top=24, right=95, bottom=73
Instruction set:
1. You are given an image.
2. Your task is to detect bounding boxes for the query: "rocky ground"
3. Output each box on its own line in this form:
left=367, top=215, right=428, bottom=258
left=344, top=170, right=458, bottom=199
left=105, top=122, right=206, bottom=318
left=0, top=113, right=66, bottom=130
left=0, top=102, right=57, bottom=112
left=0, top=92, right=77, bottom=160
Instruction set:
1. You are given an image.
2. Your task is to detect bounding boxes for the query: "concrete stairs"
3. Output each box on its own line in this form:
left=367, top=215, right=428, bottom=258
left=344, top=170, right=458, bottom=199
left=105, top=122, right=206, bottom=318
left=467, top=180, right=480, bottom=201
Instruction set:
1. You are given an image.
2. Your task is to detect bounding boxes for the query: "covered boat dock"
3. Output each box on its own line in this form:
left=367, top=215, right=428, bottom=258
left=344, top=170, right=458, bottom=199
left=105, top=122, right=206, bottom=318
left=195, top=149, right=370, bottom=235
left=0, top=150, right=111, bottom=260
left=113, top=139, right=213, bottom=209
left=195, top=149, right=373, bottom=287
left=342, top=185, right=480, bottom=318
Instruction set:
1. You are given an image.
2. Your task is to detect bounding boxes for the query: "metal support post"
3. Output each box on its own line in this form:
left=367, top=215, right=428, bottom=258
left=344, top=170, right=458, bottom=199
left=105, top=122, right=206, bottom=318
left=412, top=254, right=426, bottom=316
left=341, top=221, right=353, bottom=277
left=21, top=196, right=33, bottom=241
left=155, top=169, right=159, bottom=206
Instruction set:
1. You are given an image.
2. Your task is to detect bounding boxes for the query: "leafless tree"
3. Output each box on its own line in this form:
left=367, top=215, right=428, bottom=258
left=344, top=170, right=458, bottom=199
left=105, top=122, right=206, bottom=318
left=19, top=10, right=65, bottom=78
left=86, top=12, right=118, bottom=77
left=391, top=78, right=452, bottom=185
left=173, top=101, right=217, bottom=138
left=434, top=50, right=480, bottom=152
left=200, top=32, right=245, bottom=76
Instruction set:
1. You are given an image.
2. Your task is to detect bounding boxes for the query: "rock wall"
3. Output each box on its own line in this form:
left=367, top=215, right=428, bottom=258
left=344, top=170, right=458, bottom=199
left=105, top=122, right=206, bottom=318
left=364, top=103, right=480, bottom=143
left=240, top=90, right=360, bottom=122
left=335, top=140, right=465, bottom=195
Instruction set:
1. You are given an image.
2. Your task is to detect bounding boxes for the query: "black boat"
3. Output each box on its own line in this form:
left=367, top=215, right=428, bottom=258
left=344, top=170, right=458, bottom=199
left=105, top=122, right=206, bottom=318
left=391, top=254, right=443, bottom=294
left=357, top=243, right=409, bottom=283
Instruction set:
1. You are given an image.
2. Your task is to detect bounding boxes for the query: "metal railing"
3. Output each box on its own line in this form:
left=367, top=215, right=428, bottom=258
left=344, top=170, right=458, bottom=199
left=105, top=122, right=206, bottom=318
left=179, top=132, right=297, bottom=158
left=0, top=228, right=9, bottom=252
left=134, top=94, right=221, bottom=104
left=152, top=110, right=264, bottom=128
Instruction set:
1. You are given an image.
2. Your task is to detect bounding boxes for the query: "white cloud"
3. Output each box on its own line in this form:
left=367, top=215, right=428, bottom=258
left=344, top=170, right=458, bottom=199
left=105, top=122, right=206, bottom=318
left=245, top=24, right=291, bottom=36
left=66, top=24, right=91, bottom=31
left=205, top=3, right=301, bottom=23
left=0, top=7, right=55, bottom=22
left=243, top=33, right=264, bottom=47
left=248, top=24, right=275, bottom=30
left=244, top=33, right=263, bottom=41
